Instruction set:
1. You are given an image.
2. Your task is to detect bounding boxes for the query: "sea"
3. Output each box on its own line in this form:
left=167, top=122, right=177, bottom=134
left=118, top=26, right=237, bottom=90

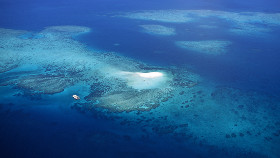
left=0, top=0, right=280, bottom=158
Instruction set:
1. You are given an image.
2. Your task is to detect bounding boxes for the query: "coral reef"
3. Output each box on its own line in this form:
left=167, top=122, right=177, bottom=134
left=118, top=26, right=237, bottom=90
left=94, top=88, right=172, bottom=112
left=0, top=26, right=198, bottom=112
left=118, top=10, right=280, bottom=36
left=119, top=10, right=194, bottom=23
left=17, top=75, right=74, bottom=94
left=1, top=25, right=280, bottom=157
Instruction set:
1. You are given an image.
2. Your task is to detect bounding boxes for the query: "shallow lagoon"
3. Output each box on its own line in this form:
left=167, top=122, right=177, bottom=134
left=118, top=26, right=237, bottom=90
left=1, top=1, right=280, bottom=158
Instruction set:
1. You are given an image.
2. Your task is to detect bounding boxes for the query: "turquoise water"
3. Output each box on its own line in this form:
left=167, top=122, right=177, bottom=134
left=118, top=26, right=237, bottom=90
left=0, top=0, right=280, bottom=158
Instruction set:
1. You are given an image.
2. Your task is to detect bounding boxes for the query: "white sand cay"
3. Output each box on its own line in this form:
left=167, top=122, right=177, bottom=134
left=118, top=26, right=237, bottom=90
left=117, top=71, right=171, bottom=90
left=136, top=72, right=163, bottom=78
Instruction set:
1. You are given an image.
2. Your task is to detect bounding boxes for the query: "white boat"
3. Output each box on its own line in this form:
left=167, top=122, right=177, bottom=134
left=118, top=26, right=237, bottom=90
left=72, top=94, right=80, bottom=100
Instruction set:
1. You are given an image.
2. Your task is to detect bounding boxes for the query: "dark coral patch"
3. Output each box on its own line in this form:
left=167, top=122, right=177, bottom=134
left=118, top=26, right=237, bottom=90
left=231, top=133, right=237, bottom=138
left=179, top=91, right=185, bottom=95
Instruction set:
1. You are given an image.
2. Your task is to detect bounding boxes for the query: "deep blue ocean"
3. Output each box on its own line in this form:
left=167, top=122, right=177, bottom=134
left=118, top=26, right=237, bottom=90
left=0, top=0, right=280, bottom=158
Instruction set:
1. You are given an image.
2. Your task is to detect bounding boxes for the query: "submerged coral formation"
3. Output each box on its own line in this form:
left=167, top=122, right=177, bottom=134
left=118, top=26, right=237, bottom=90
left=139, top=25, right=176, bottom=36
left=93, top=88, right=172, bottom=112
left=229, top=22, right=272, bottom=36
left=119, top=10, right=194, bottom=23
left=118, top=10, right=280, bottom=36
left=175, top=40, right=232, bottom=55
left=198, top=25, right=218, bottom=29
left=17, top=75, right=74, bottom=94
left=144, top=84, right=280, bottom=157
